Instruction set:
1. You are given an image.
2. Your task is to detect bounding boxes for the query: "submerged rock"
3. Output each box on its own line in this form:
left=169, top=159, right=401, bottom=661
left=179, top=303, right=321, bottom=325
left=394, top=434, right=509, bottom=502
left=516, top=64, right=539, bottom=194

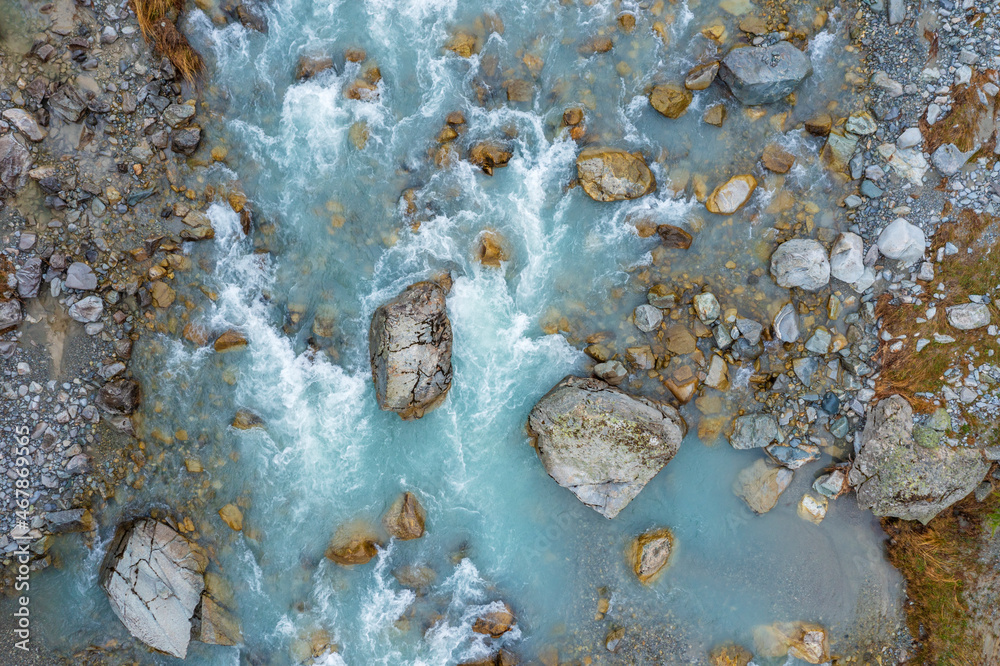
left=733, top=458, right=792, bottom=514
left=705, top=175, right=756, bottom=214
left=232, top=408, right=264, bottom=430
left=649, top=84, right=692, bottom=118
left=753, top=622, right=829, bottom=663
left=630, top=527, right=674, bottom=583
left=718, top=41, right=812, bottom=105
left=369, top=281, right=453, bottom=419
left=709, top=643, right=753, bottom=666
left=325, top=523, right=382, bottom=565
left=770, top=239, right=830, bottom=291
left=295, top=53, right=334, bottom=80
left=656, top=224, right=693, bottom=249
left=99, top=519, right=208, bottom=659
left=849, top=395, right=989, bottom=523
left=472, top=602, right=515, bottom=637
left=729, top=413, right=779, bottom=450
left=382, top=491, right=426, bottom=540
left=797, top=494, right=828, bottom=524
left=527, top=376, right=687, bottom=518
left=576, top=147, right=656, bottom=202
left=214, top=329, right=248, bottom=352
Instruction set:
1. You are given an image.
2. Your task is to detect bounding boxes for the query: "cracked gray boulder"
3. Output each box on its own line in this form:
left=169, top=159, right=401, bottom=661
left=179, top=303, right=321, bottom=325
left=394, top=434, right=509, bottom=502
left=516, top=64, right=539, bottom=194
left=848, top=395, right=989, bottom=524
left=369, top=281, right=453, bottom=419
left=527, top=375, right=687, bottom=518
left=99, top=519, right=208, bottom=659
left=718, top=41, right=812, bottom=105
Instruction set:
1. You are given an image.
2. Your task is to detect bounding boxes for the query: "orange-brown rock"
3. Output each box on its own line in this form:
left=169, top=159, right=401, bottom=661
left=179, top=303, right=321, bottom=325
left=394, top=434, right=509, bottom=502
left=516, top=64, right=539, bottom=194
left=579, top=35, right=613, bottom=54
left=325, top=523, right=382, bottom=565
left=214, top=329, right=247, bottom=352
left=563, top=107, right=584, bottom=126
left=709, top=642, right=753, bottom=666
left=649, top=84, right=692, bottom=119
left=477, top=231, right=509, bottom=268
left=446, top=32, right=479, bottom=58
left=469, top=142, right=512, bottom=176
left=762, top=144, right=796, bottom=173
left=576, top=147, right=655, bottom=201
left=804, top=113, right=832, bottom=136
left=505, top=79, right=533, bottom=102
left=295, top=54, right=333, bottom=80
left=684, top=61, right=720, bottom=90
left=705, top=175, right=757, bottom=214
left=704, top=104, right=727, bottom=126
left=630, top=527, right=674, bottom=583
left=183, top=322, right=210, bottom=346
left=472, top=603, right=515, bottom=637
left=382, top=492, right=426, bottom=540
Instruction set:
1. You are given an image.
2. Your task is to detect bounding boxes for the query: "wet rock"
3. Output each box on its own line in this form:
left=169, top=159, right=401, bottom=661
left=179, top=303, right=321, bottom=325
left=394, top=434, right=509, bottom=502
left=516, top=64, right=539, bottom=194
left=527, top=375, right=686, bottom=518
left=369, top=281, right=453, bottom=419
left=15, top=258, right=42, bottom=299
left=97, top=379, right=141, bottom=414
left=214, top=329, right=248, bottom=352
left=766, top=444, right=820, bottom=469
left=931, top=143, right=971, bottom=176
left=821, top=131, right=858, bottom=173
left=150, top=281, right=176, bottom=308
left=694, top=293, right=721, bottom=324
left=477, top=230, right=508, bottom=267
left=733, top=458, right=792, bottom=514
left=729, top=414, right=779, bottom=449
left=295, top=53, right=334, bottom=80
left=649, top=84, right=692, bottom=119
left=709, top=643, right=753, bottom=666
left=579, top=35, right=614, bottom=55
left=703, top=104, right=727, bottom=126
left=845, top=111, right=877, bottom=136
left=2, top=109, right=47, bottom=142
left=877, top=218, right=925, bottom=264
left=472, top=603, right=515, bottom=637
left=163, top=103, right=195, bottom=128
left=684, top=61, right=720, bottom=90
left=65, top=262, right=98, bottom=290
left=446, top=32, right=479, bottom=58
left=193, top=593, right=241, bottom=646
left=45, top=508, right=94, bottom=534
left=232, top=409, right=264, bottom=430
left=325, top=523, right=381, bottom=565
left=770, top=239, right=830, bottom=291
left=804, top=113, right=832, bottom=136
left=705, top=175, right=756, bottom=214
left=946, top=303, right=991, bottom=330
left=468, top=142, right=512, bottom=176
left=656, top=224, right=693, bottom=249
left=805, top=328, right=831, bottom=354
left=0, top=135, right=31, bottom=195
left=773, top=303, right=800, bottom=342
left=382, top=492, right=426, bottom=540
left=393, top=564, right=436, bottom=591
left=792, top=356, right=819, bottom=386
left=576, top=147, right=656, bottom=201
left=460, top=651, right=518, bottom=666
left=99, top=519, right=208, bottom=659
left=828, top=232, right=864, bottom=283
left=68, top=295, right=103, bottom=322
left=630, top=527, right=674, bottom=583
left=761, top=144, right=795, bottom=173
left=735, top=317, right=762, bottom=345
left=48, top=84, right=87, bottom=122
left=594, top=360, right=627, bottom=386
left=718, top=41, right=812, bottom=105
left=647, top=284, right=677, bottom=309
left=505, top=79, right=533, bottom=102
left=218, top=504, right=243, bottom=531
left=797, top=494, right=827, bottom=524
left=171, top=128, right=202, bottom=156
left=753, top=622, right=829, bottom=663
left=848, top=395, right=989, bottom=524
left=633, top=304, right=663, bottom=332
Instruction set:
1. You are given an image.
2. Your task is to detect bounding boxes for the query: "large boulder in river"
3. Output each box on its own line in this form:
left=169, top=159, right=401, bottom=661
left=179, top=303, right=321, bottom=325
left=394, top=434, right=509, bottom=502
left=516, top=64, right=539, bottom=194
left=770, top=239, right=830, bottom=291
left=369, top=281, right=453, bottom=419
left=99, top=519, right=208, bottom=659
left=718, top=41, right=812, bottom=105
left=848, top=395, right=989, bottom=524
left=527, top=375, right=686, bottom=518
left=576, top=147, right=656, bottom=202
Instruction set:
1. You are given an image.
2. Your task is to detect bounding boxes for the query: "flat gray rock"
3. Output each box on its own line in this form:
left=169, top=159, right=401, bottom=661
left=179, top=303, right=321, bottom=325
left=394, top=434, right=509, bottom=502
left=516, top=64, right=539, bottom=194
left=770, top=239, right=830, bottom=291
left=729, top=413, right=779, bottom=449
left=528, top=375, right=686, bottom=518
left=369, top=281, right=453, bottom=419
left=946, top=303, right=991, bottom=330
left=0, top=298, right=23, bottom=331
left=719, top=42, right=812, bottom=105
left=0, top=135, right=31, bottom=195
left=65, top=262, right=98, bottom=290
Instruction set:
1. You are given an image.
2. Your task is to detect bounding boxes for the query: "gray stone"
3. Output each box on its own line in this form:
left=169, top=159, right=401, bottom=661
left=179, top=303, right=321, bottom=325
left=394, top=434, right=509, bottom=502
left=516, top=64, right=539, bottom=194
left=888, top=0, right=905, bottom=24
left=693, top=292, right=720, bottom=324
left=845, top=111, right=877, bottom=136
left=805, top=328, right=832, bottom=354
left=793, top=357, right=819, bottom=386
left=68, top=295, right=103, bottom=322
left=766, top=444, right=821, bottom=469
left=47, top=84, right=88, bottom=122
left=2, top=109, right=47, bottom=142
left=733, top=458, right=793, bottom=514
left=829, top=232, right=864, bottom=283
left=773, top=303, right=800, bottom=342
left=594, top=360, right=628, bottom=386
left=15, top=258, right=42, bottom=299
left=0, top=135, right=31, bottom=195
left=369, top=282, right=452, bottom=419
left=163, top=103, right=196, bottom=128
left=729, top=413, right=779, bottom=449
left=96, top=379, right=141, bottom=414
left=528, top=375, right=686, bottom=518
left=718, top=41, right=812, bottom=105
left=171, top=127, right=202, bottom=155
left=848, top=395, right=989, bottom=524
left=736, top=318, right=763, bottom=345
left=860, top=180, right=883, bottom=198
left=897, top=127, right=922, bottom=149
left=633, top=304, right=663, bottom=332
left=946, top=303, right=991, bottom=330
left=931, top=143, right=971, bottom=176
left=65, top=262, right=97, bottom=290
left=770, top=239, right=830, bottom=291
left=0, top=299, right=23, bottom=331
left=877, top=218, right=925, bottom=264
left=100, top=519, right=208, bottom=659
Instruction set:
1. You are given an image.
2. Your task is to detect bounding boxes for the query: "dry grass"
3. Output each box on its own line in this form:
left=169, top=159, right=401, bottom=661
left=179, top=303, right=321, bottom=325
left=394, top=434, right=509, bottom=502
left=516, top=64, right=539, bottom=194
left=883, top=492, right=1000, bottom=665
left=129, top=0, right=203, bottom=82
left=921, top=70, right=998, bottom=160
left=875, top=212, right=1000, bottom=412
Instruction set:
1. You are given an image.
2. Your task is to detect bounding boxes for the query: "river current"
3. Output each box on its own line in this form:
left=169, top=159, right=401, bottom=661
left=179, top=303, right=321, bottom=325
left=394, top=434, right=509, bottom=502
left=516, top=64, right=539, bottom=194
left=23, top=0, right=905, bottom=663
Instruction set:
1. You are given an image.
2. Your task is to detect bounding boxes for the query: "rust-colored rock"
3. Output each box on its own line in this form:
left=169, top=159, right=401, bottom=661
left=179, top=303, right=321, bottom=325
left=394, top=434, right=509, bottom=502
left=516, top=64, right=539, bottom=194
left=704, top=104, right=727, bottom=126
left=649, top=84, right=692, bottom=119
left=656, top=224, right=693, bottom=249
left=709, top=642, right=753, bottom=666
left=469, top=142, right=512, bottom=176
left=630, top=527, right=674, bottom=583
left=295, top=54, right=333, bottom=80
left=684, top=61, right=720, bottom=90
left=477, top=231, right=509, bottom=267
left=705, top=175, right=757, bottom=214
left=762, top=144, right=796, bottom=173
left=576, top=147, right=656, bottom=201
left=325, top=523, right=382, bottom=565
left=382, top=492, right=426, bottom=540
left=214, top=329, right=248, bottom=352
left=579, top=35, right=613, bottom=54
left=472, top=603, right=515, bottom=637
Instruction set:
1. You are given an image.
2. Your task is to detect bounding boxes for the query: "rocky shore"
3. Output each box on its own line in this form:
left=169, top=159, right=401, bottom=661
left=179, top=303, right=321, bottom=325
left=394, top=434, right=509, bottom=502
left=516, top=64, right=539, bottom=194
left=0, top=0, right=998, bottom=661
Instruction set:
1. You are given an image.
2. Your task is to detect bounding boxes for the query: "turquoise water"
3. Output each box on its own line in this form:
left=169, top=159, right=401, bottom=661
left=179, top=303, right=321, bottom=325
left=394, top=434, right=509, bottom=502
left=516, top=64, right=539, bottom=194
left=17, top=0, right=905, bottom=663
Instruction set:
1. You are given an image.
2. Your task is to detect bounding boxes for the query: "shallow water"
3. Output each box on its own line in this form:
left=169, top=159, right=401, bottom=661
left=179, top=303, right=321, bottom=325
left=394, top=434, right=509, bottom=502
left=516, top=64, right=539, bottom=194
left=18, top=0, right=904, bottom=662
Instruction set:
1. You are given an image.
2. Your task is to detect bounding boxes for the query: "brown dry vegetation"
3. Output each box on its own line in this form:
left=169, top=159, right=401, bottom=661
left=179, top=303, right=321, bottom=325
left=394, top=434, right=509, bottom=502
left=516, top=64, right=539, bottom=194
left=875, top=212, right=1000, bottom=413
left=920, top=70, right=998, bottom=161
left=129, top=0, right=203, bottom=82
left=883, top=491, right=1000, bottom=665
